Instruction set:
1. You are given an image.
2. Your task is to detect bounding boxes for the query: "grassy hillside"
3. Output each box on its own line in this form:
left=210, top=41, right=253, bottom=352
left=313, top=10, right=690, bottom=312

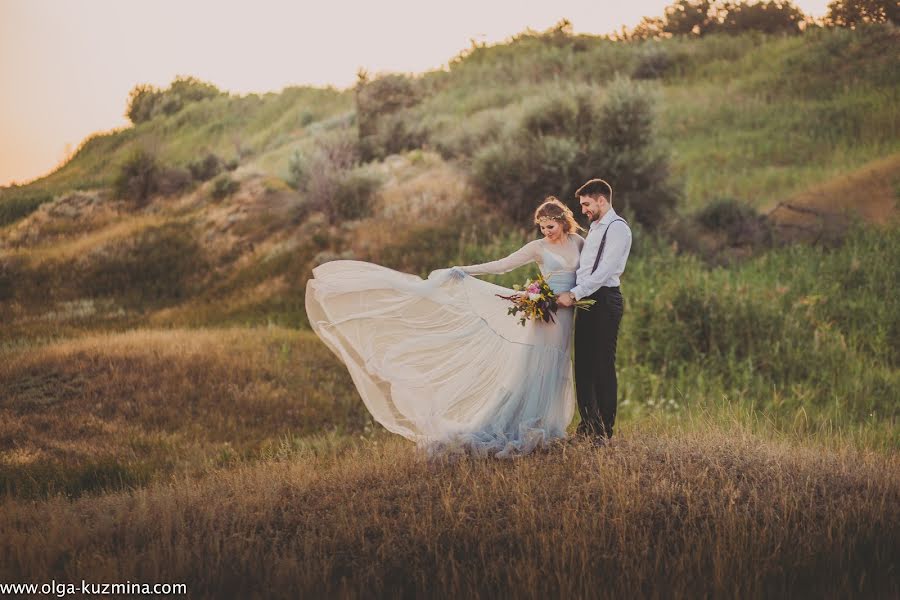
left=0, top=26, right=896, bottom=330
left=2, top=25, right=897, bottom=219
left=415, top=25, right=899, bottom=210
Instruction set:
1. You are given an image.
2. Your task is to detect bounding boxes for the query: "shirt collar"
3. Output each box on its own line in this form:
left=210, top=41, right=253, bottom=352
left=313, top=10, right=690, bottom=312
left=590, top=207, right=618, bottom=229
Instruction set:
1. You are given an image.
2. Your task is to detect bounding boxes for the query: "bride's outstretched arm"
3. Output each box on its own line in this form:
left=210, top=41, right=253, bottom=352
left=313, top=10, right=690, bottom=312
left=456, top=240, right=541, bottom=276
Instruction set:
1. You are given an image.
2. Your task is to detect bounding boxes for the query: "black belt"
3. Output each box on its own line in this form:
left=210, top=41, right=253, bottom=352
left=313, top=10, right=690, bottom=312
left=588, top=286, right=621, bottom=297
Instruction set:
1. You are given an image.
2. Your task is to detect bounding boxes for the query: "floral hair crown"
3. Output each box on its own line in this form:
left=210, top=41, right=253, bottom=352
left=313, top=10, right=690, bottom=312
left=536, top=214, right=566, bottom=224
left=535, top=205, right=572, bottom=223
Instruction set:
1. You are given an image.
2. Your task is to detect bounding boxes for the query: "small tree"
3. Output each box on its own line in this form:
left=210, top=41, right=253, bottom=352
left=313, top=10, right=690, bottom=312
left=664, top=0, right=715, bottom=36
left=124, top=76, right=222, bottom=125
left=188, top=153, right=223, bottom=182
left=627, top=0, right=809, bottom=37
left=114, top=149, right=161, bottom=206
left=169, top=75, right=221, bottom=102
left=826, top=0, right=899, bottom=26
left=718, top=1, right=806, bottom=34
left=355, top=72, right=425, bottom=161
left=126, top=84, right=162, bottom=124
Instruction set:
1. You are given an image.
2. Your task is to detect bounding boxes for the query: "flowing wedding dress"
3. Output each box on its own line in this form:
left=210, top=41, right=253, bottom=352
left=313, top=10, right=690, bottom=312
left=304, top=232, right=584, bottom=458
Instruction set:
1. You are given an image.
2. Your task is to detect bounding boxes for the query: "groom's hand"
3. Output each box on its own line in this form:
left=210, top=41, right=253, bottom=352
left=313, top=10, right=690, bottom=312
left=558, top=292, right=574, bottom=307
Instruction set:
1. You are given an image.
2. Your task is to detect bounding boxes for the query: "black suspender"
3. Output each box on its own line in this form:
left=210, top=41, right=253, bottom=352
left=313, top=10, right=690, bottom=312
left=590, top=218, right=627, bottom=274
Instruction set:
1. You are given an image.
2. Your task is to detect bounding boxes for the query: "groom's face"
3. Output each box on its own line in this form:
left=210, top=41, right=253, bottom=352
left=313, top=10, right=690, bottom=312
left=579, top=195, right=605, bottom=222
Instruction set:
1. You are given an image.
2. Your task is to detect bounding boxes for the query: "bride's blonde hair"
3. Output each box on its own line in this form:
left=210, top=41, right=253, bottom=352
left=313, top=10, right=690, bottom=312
left=534, top=196, right=584, bottom=233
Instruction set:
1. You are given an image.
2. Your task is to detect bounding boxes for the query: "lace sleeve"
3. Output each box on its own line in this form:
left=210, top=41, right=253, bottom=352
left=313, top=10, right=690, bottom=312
left=459, top=240, right=541, bottom=276
left=570, top=233, right=585, bottom=252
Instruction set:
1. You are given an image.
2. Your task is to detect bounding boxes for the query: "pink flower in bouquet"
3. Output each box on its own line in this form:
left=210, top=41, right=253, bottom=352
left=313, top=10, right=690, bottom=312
left=497, top=274, right=597, bottom=326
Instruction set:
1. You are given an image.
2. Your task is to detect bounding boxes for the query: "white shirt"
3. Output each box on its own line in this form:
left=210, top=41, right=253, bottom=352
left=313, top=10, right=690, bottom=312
left=570, top=207, right=632, bottom=301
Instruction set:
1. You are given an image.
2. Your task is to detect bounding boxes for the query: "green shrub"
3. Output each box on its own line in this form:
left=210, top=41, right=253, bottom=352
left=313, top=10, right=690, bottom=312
left=113, top=149, right=161, bottom=206
left=289, top=128, right=383, bottom=222
left=695, top=197, right=773, bottom=244
left=188, top=153, right=223, bottom=181
left=355, top=73, right=427, bottom=160
left=113, top=150, right=196, bottom=204
left=826, top=0, right=899, bottom=26
left=331, top=167, right=383, bottom=221
left=630, top=1, right=807, bottom=38
left=125, top=76, right=222, bottom=124
left=125, top=85, right=162, bottom=124
left=718, top=1, right=806, bottom=34
left=472, top=77, right=679, bottom=227
left=210, top=173, right=239, bottom=199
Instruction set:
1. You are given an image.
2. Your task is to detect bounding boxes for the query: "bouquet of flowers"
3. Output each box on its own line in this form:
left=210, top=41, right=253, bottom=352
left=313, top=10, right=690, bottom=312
left=496, top=275, right=595, bottom=326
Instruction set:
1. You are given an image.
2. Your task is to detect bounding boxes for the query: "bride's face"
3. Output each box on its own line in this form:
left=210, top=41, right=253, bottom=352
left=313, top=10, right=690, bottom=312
left=539, top=220, right=563, bottom=242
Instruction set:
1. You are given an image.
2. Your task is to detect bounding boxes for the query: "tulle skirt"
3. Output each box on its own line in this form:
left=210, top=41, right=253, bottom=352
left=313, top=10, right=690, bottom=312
left=304, top=260, right=576, bottom=459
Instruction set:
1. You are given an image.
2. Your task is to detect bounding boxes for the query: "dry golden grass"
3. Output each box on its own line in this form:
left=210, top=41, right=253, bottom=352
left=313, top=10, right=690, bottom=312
left=767, top=152, right=900, bottom=228
left=143, top=276, right=291, bottom=327
left=373, top=151, right=469, bottom=220
left=0, top=423, right=896, bottom=599
left=0, top=327, right=366, bottom=498
left=0, top=213, right=168, bottom=264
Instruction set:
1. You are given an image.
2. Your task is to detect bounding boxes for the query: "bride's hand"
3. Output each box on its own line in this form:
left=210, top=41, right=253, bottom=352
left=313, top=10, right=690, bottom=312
left=449, top=266, right=468, bottom=280
left=427, top=267, right=468, bottom=281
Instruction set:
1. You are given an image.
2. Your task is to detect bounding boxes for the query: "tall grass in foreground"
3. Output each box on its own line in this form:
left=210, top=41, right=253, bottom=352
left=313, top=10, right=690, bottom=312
left=1, top=423, right=897, bottom=598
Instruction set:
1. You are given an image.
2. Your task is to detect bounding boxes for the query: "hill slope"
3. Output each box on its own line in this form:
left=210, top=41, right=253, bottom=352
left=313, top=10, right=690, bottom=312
left=0, top=25, right=897, bottom=335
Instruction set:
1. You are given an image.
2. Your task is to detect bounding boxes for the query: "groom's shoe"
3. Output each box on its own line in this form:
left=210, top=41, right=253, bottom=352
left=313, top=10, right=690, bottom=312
left=589, top=435, right=611, bottom=449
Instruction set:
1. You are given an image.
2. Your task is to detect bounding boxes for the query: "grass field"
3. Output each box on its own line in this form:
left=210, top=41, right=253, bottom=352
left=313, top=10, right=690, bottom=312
left=0, top=324, right=897, bottom=598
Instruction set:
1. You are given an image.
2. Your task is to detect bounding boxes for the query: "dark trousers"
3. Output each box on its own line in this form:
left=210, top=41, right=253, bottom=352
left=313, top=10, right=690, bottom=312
left=574, top=286, right=624, bottom=439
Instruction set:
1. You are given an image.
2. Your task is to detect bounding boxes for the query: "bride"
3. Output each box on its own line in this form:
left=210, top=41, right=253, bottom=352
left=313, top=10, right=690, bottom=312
left=304, top=197, right=585, bottom=458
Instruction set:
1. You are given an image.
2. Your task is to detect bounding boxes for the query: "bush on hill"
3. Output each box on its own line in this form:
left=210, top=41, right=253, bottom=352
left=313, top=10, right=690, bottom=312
left=355, top=72, right=427, bottom=161
left=472, top=77, right=679, bottom=227
left=126, top=76, right=223, bottom=125
left=628, top=0, right=807, bottom=39
left=695, top=198, right=773, bottom=242
left=289, top=128, right=383, bottom=222
left=825, top=0, right=899, bottom=26
left=210, top=173, right=239, bottom=200
left=113, top=149, right=161, bottom=206
left=114, top=149, right=194, bottom=206
left=188, top=153, right=223, bottom=182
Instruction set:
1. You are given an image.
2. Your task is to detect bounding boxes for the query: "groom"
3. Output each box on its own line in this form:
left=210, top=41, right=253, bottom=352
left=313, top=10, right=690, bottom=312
left=557, top=178, right=632, bottom=442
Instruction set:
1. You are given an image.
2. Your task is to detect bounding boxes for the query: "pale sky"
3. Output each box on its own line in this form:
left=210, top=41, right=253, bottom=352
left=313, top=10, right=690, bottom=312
left=0, top=0, right=830, bottom=187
